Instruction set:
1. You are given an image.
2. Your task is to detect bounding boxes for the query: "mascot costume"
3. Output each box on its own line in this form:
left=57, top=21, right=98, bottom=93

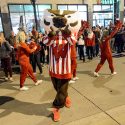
left=94, top=20, right=122, bottom=77
left=42, top=9, right=81, bottom=121
left=16, top=30, right=42, bottom=91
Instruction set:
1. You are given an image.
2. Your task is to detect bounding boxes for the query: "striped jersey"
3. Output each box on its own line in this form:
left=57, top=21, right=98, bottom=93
left=43, top=32, right=76, bottom=79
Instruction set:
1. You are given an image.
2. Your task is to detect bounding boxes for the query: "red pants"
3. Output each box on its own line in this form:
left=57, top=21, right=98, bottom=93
left=95, top=55, right=114, bottom=73
left=71, top=58, right=77, bottom=78
left=20, top=62, right=37, bottom=88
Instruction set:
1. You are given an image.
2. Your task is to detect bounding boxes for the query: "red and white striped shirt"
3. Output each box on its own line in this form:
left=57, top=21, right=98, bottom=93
left=43, top=32, right=76, bottom=79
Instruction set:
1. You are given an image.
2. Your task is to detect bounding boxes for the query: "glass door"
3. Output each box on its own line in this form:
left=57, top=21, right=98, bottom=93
left=104, top=19, right=112, bottom=27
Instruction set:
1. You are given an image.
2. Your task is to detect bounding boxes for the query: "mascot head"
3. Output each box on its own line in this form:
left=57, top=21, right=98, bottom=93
left=42, top=9, right=81, bottom=35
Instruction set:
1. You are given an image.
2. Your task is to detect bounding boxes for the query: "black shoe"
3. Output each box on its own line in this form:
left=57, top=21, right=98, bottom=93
left=83, top=58, right=85, bottom=62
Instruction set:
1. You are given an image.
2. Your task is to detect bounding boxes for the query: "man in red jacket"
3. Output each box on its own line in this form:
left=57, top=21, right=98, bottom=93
left=94, top=20, right=122, bottom=77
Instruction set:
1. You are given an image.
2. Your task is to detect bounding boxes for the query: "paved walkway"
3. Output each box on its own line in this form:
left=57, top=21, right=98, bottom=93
left=0, top=54, right=125, bottom=125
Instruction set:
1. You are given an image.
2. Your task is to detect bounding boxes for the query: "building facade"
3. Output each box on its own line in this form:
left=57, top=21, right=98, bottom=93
left=0, top=0, right=124, bottom=38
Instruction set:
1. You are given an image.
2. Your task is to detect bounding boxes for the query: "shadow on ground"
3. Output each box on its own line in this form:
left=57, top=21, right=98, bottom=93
left=92, top=76, right=121, bottom=95
left=77, top=70, right=95, bottom=77
left=0, top=96, right=52, bottom=118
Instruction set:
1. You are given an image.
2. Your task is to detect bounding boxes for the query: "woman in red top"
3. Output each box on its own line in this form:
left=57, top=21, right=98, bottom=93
left=84, top=28, right=95, bottom=60
left=16, top=31, right=42, bottom=90
left=94, top=20, right=122, bottom=77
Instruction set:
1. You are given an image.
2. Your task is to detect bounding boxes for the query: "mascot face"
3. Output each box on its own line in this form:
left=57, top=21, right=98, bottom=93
left=42, top=9, right=81, bottom=34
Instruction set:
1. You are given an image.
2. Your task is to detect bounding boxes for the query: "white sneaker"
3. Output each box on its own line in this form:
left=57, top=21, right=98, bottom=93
left=94, top=72, right=99, bottom=77
left=35, top=80, right=43, bottom=86
left=20, top=86, right=29, bottom=91
left=72, top=77, right=79, bottom=81
left=9, top=77, right=14, bottom=82
left=5, top=77, right=9, bottom=81
left=69, top=80, right=75, bottom=84
left=111, top=72, right=117, bottom=75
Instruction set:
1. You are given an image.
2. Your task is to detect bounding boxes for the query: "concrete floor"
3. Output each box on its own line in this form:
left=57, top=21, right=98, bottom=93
left=0, top=54, right=125, bottom=125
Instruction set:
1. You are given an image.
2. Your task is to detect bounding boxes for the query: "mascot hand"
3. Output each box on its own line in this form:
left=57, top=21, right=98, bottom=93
left=48, top=31, right=56, bottom=37
left=62, top=25, right=71, bottom=36
left=48, top=26, right=56, bottom=37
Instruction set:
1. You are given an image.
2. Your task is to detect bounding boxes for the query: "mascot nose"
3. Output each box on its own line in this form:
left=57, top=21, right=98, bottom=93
left=53, top=17, right=67, bottom=28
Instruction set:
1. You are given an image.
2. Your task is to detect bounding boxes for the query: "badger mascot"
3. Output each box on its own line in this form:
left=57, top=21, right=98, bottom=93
left=42, top=9, right=81, bottom=121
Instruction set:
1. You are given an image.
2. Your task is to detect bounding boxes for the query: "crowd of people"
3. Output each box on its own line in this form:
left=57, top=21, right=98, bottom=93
left=0, top=22, right=125, bottom=85
left=0, top=19, right=124, bottom=122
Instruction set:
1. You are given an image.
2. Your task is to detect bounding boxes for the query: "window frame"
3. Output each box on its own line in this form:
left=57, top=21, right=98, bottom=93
left=57, top=4, right=88, bottom=21
left=8, top=3, right=52, bottom=33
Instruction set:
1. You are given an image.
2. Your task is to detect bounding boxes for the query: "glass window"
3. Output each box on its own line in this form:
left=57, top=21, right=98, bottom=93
left=68, top=5, right=77, bottom=11
left=57, top=4, right=88, bottom=21
left=94, top=5, right=101, bottom=11
left=38, top=5, right=51, bottom=11
left=79, top=12, right=87, bottom=21
left=101, top=0, right=114, bottom=4
left=10, top=13, right=25, bottom=34
left=9, top=4, right=51, bottom=34
left=9, top=5, right=24, bottom=13
left=58, top=5, right=67, bottom=10
left=0, top=17, right=3, bottom=32
left=25, top=13, right=34, bottom=32
left=78, top=5, right=87, bottom=11
left=102, top=5, right=111, bottom=11
left=24, top=5, right=33, bottom=12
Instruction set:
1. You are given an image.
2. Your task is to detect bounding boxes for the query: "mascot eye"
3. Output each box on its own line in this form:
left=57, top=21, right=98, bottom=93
left=51, top=14, right=55, bottom=16
left=67, top=15, right=71, bottom=18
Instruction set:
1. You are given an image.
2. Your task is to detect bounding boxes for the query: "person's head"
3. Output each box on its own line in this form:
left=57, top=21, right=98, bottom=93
left=35, top=31, right=39, bottom=36
left=30, top=36, right=35, bottom=42
left=38, top=32, right=43, bottom=38
left=0, top=32, right=5, bottom=44
left=100, top=29, right=109, bottom=41
left=16, top=31, right=26, bottom=43
left=11, top=31, right=15, bottom=37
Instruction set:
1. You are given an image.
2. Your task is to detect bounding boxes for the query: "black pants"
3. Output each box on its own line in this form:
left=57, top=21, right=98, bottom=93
left=95, top=43, right=99, bottom=56
left=1, top=57, right=12, bottom=77
left=30, top=52, right=42, bottom=73
left=86, top=46, right=94, bottom=59
left=51, top=77, right=69, bottom=108
left=78, top=45, right=85, bottom=61
left=40, top=50, right=45, bottom=64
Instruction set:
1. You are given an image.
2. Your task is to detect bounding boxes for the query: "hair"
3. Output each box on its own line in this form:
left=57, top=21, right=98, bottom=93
left=0, top=32, right=5, bottom=42
left=15, top=31, right=26, bottom=47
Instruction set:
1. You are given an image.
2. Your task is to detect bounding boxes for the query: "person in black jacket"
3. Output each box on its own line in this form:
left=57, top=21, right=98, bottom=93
left=0, top=32, right=13, bottom=81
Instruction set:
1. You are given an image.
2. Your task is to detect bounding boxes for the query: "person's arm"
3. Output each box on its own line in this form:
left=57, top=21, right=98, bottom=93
left=4, top=41, right=12, bottom=52
left=107, top=20, right=122, bottom=40
left=21, top=42, right=37, bottom=54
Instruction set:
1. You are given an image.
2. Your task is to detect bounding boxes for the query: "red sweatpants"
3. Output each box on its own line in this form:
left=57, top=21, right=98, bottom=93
left=95, top=55, right=114, bottom=73
left=20, top=62, right=37, bottom=88
left=71, top=58, right=77, bottom=78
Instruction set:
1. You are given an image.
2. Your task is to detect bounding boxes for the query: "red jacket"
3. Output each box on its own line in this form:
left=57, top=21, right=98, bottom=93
left=85, top=34, right=95, bottom=46
left=71, top=44, right=77, bottom=58
left=17, top=42, right=36, bottom=64
left=100, top=22, right=122, bottom=57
